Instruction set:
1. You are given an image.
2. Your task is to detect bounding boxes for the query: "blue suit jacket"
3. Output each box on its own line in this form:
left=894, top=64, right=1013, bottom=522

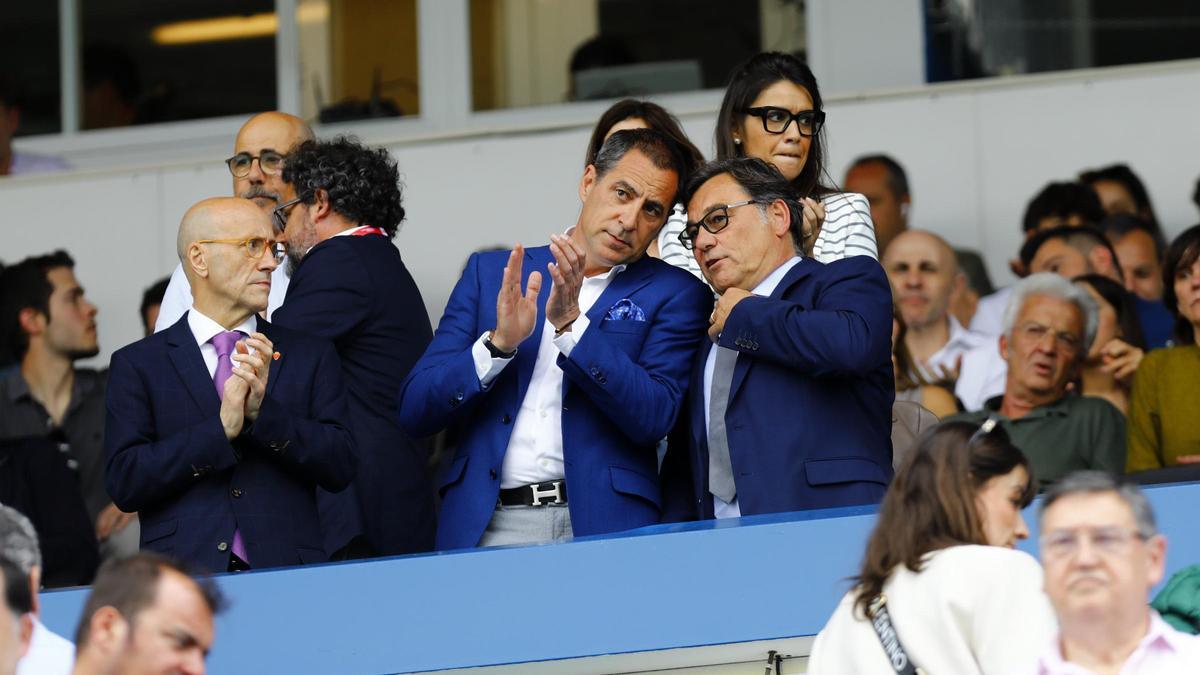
left=104, top=315, right=356, bottom=573
left=663, top=256, right=895, bottom=520
left=399, top=246, right=712, bottom=550
left=273, top=234, right=436, bottom=556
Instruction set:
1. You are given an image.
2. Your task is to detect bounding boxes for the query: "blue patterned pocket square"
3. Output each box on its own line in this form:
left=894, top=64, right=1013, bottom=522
left=605, top=298, right=646, bottom=322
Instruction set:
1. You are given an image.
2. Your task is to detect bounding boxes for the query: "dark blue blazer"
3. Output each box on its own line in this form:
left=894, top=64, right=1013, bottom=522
left=104, top=315, right=356, bottom=573
left=399, top=246, right=712, bottom=550
left=664, top=256, right=895, bottom=520
left=273, top=234, right=436, bottom=556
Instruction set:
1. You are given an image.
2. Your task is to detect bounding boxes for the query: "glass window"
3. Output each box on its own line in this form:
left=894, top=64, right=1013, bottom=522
left=927, top=0, right=1200, bottom=82
left=79, top=0, right=277, bottom=129
left=469, top=0, right=806, bottom=111
left=0, top=4, right=61, bottom=135
left=296, top=0, right=420, bottom=124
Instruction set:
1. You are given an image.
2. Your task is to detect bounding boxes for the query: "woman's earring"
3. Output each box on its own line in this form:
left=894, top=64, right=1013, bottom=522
left=733, top=138, right=741, bottom=145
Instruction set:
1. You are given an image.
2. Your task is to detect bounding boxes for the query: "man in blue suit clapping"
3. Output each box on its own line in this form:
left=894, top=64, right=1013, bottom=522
left=664, top=158, right=894, bottom=521
left=400, top=130, right=712, bottom=549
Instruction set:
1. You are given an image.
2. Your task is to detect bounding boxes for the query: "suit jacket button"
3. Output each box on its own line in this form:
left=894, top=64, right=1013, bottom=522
left=217, top=541, right=229, bottom=552
left=231, top=488, right=243, bottom=498
left=589, top=367, right=601, bottom=377
left=501, top=414, right=511, bottom=424
left=489, top=469, right=498, bottom=480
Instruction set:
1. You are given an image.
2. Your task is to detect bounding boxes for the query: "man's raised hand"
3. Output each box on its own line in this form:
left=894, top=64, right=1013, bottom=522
left=491, top=245, right=542, bottom=353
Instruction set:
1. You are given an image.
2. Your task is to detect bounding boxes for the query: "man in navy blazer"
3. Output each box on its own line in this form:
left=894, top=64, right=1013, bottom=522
left=105, top=198, right=356, bottom=573
left=271, top=137, right=435, bottom=558
left=664, top=158, right=894, bottom=521
left=399, top=130, right=712, bottom=549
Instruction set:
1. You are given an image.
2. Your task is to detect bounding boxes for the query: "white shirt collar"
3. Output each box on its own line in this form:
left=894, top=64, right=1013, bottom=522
left=751, top=256, right=803, bottom=297
left=187, top=307, right=258, bottom=348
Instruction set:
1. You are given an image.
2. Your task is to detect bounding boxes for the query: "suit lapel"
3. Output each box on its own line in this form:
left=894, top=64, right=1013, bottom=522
left=166, top=313, right=220, bottom=417
left=726, top=258, right=817, bottom=403
left=514, top=246, right=553, bottom=401
left=257, top=316, right=284, bottom=400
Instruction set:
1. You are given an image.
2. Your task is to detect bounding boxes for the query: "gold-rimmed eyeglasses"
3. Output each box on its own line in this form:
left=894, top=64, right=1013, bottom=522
left=194, top=237, right=285, bottom=264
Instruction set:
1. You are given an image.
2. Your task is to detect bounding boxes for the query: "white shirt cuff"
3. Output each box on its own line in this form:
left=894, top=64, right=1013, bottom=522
left=552, top=314, right=590, bottom=357
left=472, top=332, right=513, bottom=386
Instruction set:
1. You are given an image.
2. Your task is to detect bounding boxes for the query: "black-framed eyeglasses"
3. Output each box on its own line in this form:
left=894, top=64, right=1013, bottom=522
left=194, top=237, right=285, bottom=264
left=678, top=200, right=757, bottom=251
left=226, top=151, right=284, bottom=178
left=742, top=107, right=825, bottom=137
left=270, top=197, right=302, bottom=233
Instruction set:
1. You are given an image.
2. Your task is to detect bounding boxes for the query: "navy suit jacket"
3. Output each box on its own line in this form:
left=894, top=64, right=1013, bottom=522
left=399, top=246, right=712, bottom=550
left=272, top=234, right=436, bottom=556
left=104, top=314, right=356, bottom=573
left=664, top=256, right=895, bottom=520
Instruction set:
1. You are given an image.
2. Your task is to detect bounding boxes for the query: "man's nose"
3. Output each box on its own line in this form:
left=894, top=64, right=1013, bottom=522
left=246, top=157, right=265, bottom=183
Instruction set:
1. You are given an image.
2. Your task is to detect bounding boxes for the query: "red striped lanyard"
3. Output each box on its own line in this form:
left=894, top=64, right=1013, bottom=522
left=348, top=226, right=386, bottom=237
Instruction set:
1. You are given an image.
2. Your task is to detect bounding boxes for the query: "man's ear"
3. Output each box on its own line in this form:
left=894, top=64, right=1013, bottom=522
left=579, top=165, right=598, bottom=204
left=998, top=333, right=1010, bottom=361
left=1146, top=534, right=1168, bottom=588
left=89, top=606, right=129, bottom=655
left=28, top=566, right=41, bottom=616
left=310, top=189, right=333, bottom=222
left=1089, top=245, right=1117, bottom=278
left=768, top=199, right=792, bottom=238
left=16, top=613, right=32, bottom=660
left=187, top=243, right=210, bottom=279
left=17, top=307, right=46, bottom=339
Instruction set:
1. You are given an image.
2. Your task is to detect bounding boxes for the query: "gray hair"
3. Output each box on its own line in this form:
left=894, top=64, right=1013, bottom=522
left=1002, top=272, right=1099, bottom=353
left=1039, top=471, right=1157, bottom=539
left=0, top=504, right=41, bottom=573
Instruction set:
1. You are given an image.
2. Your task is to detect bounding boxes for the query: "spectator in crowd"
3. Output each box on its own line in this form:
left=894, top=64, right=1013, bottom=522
left=883, top=229, right=990, bottom=393
left=1128, top=224, right=1200, bottom=471
left=1023, top=225, right=1174, bottom=349
left=892, top=304, right=958, bottom=419
left=808, top=421, right=1053, bottom=673
left=1073, top=275, right=1146, bottom=416
left=1099, top=214, right=1165, bottom=303
left=154, top=112, right=314, bottom=333
left=0, top=252, right=138, bottom=561
left=843, top=153, right=993, bottom=322
left=400, top=129, right=711, bottom=549
left=663, top=158, right=893, bottom=520
left=1079, top=163, right=1163, bottom=242
left=138, top=277, right=168, bottom=338
left=0, top=505, right=74, bottom=675
left=714, top=52, right=877, bottom=262
left=971, top=181, right=1105, bottom=337
left=0, top=558, right=32, bottom=675
left=1038, top=471, right=1200, bottom=671
left=104, top=198, right=355, bottom=572
left=585, top=100, right=706, bottom=279
left=0, top=439, right=98, bottom=588
left=0, top=77, right=69, bottom=177
left=69, top=553, right=224, bottom=675
left=948, top=273, right=1125, bottom=488
left=271, top=137, right=436, bottom=559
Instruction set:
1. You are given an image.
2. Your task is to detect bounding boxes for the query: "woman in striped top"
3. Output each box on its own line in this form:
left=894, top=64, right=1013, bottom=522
left=659, top=52, right=878, bottom=275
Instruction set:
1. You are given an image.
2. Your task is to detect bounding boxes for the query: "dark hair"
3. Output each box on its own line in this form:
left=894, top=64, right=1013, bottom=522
left=593, top=128, right=688, bottom=210
left=715, top=52, right=831, bottom=200
left=684, top=157, right=808, bottom=250
left=1039, top=471, right=1157, bottom=538
left=0, top=556, right=32, bottom=616
left=1072, top=274, right=1146, bottom=351
left=1022, top=182, right=1105, bottom=234
left=74, top=553, right=225, bottom=647
left=139, top=276, right=170, bottom=326
left=1162, top=224, right=1200, bottom=345
left=282, top=136, right=406, bottom=238
left=892, top=303, right=928, bottom=392
left=0, top=250, right=75, bottom=362
left=1019, top=225, right=1124, bottom=280
left=852, top=421, right=1035, bottom=617
left=1079, top=163, right=1160, bottom=230
left=1097, top=213, right=1164, bottom=258
left=584, top=99, right=705, bottom=180
left=849, top=154, right=910, bottom=199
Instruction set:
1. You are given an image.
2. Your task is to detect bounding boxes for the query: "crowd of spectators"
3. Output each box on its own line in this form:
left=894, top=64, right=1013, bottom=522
left=2, top=49, right=1199, bottom=672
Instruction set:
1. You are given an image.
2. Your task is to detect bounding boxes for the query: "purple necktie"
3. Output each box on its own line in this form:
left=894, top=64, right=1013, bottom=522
left=211, top=330, right=249, bottom=564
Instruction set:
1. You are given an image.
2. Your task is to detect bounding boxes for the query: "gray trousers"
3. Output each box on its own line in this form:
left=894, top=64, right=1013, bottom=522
left=478, top=504, right=573, bottom=547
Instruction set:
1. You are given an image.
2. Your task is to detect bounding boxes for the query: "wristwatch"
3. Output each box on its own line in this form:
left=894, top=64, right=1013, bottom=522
left=484, top=331, right=517, bottom=359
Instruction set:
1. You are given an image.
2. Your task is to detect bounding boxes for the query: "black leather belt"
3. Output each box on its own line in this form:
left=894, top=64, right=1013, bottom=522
left=498, top=480, right=568, bottom=506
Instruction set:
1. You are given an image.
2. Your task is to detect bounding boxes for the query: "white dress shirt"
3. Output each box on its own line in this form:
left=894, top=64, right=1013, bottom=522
left=17, top=618, right=74, bottom=675
left=916, top=315, right=991, bottom=383
left=705, top=256, right=802, bottom=518
left=471, top=264, right=626, bottom=489
left=155, top=264, right=289, bottom=333
left=954, top=336, right=1008, bottom=413
left=969, top=286, right=1013, bottom=336
left=187, top=309, right=258, bottom=378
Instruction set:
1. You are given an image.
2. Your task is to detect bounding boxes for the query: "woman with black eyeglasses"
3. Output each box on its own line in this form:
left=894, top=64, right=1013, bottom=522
left=808, top=421, right=1055, bottom=674
left=714, top=52, right=876, bottom=262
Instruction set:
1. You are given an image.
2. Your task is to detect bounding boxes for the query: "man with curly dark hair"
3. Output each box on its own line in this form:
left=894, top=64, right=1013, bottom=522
left=272, top=137, right=435, bottom=558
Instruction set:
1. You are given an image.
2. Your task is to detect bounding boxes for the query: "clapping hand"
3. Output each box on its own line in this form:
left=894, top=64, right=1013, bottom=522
left=545, top=234, right=586, bottom=332
left=490, top=245, right=543, bottom=353
left=231, top=333, right=273, bottom=421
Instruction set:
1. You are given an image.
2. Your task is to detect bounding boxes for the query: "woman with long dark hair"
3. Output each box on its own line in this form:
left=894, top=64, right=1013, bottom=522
left=708, top=52, right=877, bottom=261
left=1072, top=274, right=1145, bottom=415
left=808, top=421, right=1054, bottom=674
left=1128, top=224, right=1200, bottom=470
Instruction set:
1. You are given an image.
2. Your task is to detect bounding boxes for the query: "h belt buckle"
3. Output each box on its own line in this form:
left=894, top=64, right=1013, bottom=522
left=529, top=481, right=564, bottom=506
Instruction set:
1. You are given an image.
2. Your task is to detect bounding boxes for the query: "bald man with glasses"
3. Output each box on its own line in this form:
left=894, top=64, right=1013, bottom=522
left=104, top=197, right=356, bottom=573
left=153, top=112, right=314, bottom=332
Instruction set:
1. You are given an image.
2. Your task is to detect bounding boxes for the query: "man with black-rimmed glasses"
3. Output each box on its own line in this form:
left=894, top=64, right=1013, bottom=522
left=153, top=112, right=314, bottom=333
